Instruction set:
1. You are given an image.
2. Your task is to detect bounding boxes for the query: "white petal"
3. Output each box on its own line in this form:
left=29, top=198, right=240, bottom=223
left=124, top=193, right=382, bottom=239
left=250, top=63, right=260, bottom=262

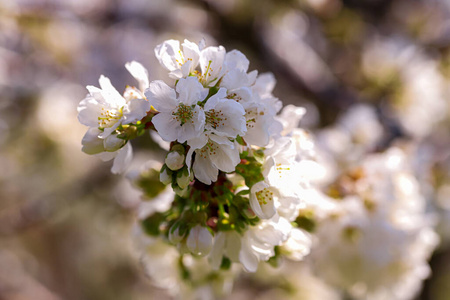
left=193, top=152, right=218, bottom=185
left=209, top=232, right=226, bottom=270
left=186, top=225, right=213, bottom=256
left=81, top=127, right=105, bottom=154
left=154, top=39, right=181, bottom=72
left=125, top=61, right=149, bottom=91
left=225, top=231, right=242, bottom=263
left=95, top=151, right=117, bottom=162
left=244, top=113, right=271, bottom=147
left=98, top=75, right=126, bottom=107
left=180, top=60, right=193, bottom=78
left=253, top=72, right=276, bottom=96
left=176, top=77, right=207, bottom=106
left=104, top=134, right=126, bottom=152
left=85, top=85, right=104, bottom=103
left=206, top=97, right=246, bottom=138
left=98, top=122, right=120, bottom=139
left=200, top=46, right=226, bottom=86
left=111, top=143, right=133, bottom=174
left=225, top=50, right=249, bottom=72
left=209, top=134, right=233, bottom=146
left=203, top=88, right=228, bottom=111
left=123, top=98, right=150, bottom=124
left=239, top=240, right=259, bottom=272
left=250, top=182, right=277, bottom=219
left=187, top=133, right=209, bottom=150
left=145, top=80, right=177, bottom=112
left=209, top=142, right=240, bottom=173
left=282, top=228, right=311, bottom=261
left=152, top=113, right=179, bottom=142
left=221, top=69, right=250, bottom=90
left=177, top=122, right=200, bottom=143
left=77, top=96, right=102, bottom=127
left=182, top=39, right=200, bottom=67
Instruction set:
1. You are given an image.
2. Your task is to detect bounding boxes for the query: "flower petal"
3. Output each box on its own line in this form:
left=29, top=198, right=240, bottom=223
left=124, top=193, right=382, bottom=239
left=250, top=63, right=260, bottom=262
left=154, top=39, right=181, bottom=72
left=176, top=77, right=207, bottom=106
left=111, top=143, right=133, bottom=174
left=77, top=96, right=102, bottom=127
left=152, top=112, right=180, bottom=142
left=98, top=75, right=126, bottom=107
left=193, top=152, right=218, bottom=185
left=145, top=80, right=177, bottom=112
left=125, top=61, right=149, bottom=91
left=123, top=98, right=151, bottom=124
left=81, top=127, right=105, bottom=154
left=200, top=46, right=226, bottom=86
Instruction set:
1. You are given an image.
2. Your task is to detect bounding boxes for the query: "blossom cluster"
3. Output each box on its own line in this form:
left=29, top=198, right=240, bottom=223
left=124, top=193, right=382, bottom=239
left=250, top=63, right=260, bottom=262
left=77, top=38, right=319, bottom=282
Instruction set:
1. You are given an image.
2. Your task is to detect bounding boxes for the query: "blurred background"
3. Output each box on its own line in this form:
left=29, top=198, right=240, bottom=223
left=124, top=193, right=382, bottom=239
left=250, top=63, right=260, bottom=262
left=1, top=0, right=449, bottom=299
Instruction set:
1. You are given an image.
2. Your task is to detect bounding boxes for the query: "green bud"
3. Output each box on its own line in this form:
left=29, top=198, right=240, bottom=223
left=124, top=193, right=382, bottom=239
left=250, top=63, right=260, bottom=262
left=177, top=167, right=193, bottom=189
left=160, top=165, right=173, bottom=185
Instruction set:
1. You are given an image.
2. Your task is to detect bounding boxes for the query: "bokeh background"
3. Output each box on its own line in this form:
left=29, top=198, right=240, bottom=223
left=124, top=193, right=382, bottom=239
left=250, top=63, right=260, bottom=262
left=1, top=0, right=450, bottom=299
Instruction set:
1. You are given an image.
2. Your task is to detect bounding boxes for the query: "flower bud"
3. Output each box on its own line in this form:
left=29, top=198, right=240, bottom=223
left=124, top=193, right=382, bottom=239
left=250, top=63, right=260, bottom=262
left=104, top=134, right=126, bottom=152
left=186, top=225, right=213, bottom=256
left=169, top=225, right=185, bottom=244
left=165, top=151, right=185, bottom=171
left=177, top=167, right=193, bottom=189
left=173, top=185, right=189, bottom=197
left=160, top=165, right=172, bottom=185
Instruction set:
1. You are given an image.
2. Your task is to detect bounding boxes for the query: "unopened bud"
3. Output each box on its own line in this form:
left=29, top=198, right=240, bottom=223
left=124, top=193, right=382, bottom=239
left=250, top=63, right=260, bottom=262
left=169, top=225, right=184, bottom=244
left=177, top=167, right=193, bottom=189
left=160, top=165, right=172, bottom=185
left=186, top=225, right=213, bottom=256
left=165, top=151, right=185, bottom=170
left=173, top=185, right=189, bottom=197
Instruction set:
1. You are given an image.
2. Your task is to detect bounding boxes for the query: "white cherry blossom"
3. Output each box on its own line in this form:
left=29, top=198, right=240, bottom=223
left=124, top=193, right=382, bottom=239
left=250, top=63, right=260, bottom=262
left=221, top=50, right=258, bottom=91
left=81, top=127, right=133, bottom=174
left=249, top=181, right=277, bottom=219
left=203, top=87, right=247, bottom=138
left=186, top=133, right=240, bottom=185
left=145, top=76, right=208, bottom=143
left=199, top=45, right=226, bottom=87
left=78, top=75, right=150, bottom=138
left=239, top=215, right=292, bottom=272
left=154, top=39, right=203, bottom=79
left=187, top=225, right=214, bottom=257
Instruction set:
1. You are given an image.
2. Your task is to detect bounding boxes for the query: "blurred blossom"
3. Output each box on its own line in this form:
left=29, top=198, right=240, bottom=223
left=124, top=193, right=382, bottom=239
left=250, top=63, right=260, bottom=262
left=251, top=263, right=341, bottom=300
left=362, top=36, right=447, bottom=139
left=311, top=148, right=439, bottom=300
left=317, top=104, right=383, bottom=178
left=262, top=10, right=336, bottom=94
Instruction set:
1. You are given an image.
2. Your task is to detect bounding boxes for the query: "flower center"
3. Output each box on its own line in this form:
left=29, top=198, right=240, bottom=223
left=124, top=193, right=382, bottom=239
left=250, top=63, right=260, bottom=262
left=245, top=108, right=264, bottom=129
left=175, top=50, right=193, bottom=67
left=197, top=139, right=218, bottom=159
left=98, top=107, right=123, bottom=128
left=172, top=103, right=194, bottom=125
left=255, top=188, right=273, bottom=206
left=276, top=163, right=291, bottom=176
left=205, top=109, right=226, bottom=129
left=199, top=60, right=214, bottom=84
